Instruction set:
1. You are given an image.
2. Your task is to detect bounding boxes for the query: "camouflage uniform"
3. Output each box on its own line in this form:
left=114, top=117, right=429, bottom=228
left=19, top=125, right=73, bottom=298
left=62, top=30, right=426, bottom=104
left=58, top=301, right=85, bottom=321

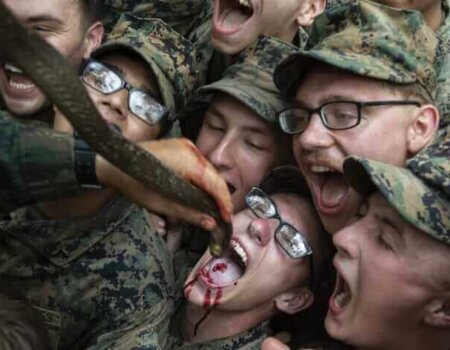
left=343, top=125, right=450, bottom=244
left=274, top=0, right=438, bottom=99
left=0, top=110, right=78, bottom=214
left=179, top=36, right=300, bottom=271
left=101, top=0, right=213, bottom=38
left=169, top=316, right=268, bottom=350
left=0, top=16, right=197, bottom=350
left=435, top=0, right=450, bottom=129
left=0, top=197, right=174, bottom=349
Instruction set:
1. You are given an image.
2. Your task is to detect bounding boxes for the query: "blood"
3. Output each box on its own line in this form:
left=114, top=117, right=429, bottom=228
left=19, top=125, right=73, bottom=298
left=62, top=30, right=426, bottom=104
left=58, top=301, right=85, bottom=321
left=184, top=276, right=198, bottom=299
left=213, top=288, right=222, bottom=306
left=212, top=262, right=227, bottom=273
left=203, top=289, right=212, bottom=308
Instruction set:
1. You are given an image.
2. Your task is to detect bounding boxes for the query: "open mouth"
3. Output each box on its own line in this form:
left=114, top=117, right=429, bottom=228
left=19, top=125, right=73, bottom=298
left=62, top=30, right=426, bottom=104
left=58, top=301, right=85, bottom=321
left=3, top=63, right=36, bottom=92
left=310, top=165, right=350, bottom=214
left=200, top=238, right=247, bottom=288
left=214, top=0, right=254, bottom=34
left=330, top=272, right=352, bottom=313
left=227, top=182, right=236, bottom=195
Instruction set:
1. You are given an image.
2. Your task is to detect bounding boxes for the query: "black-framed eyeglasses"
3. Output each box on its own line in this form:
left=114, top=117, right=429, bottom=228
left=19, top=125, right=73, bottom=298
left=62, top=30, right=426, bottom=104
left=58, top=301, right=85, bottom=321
left=245, top=187, right=313, bottom=259
left=81, top=59, right=169, bottom=126
left=277, top=100, right=421, bottom=134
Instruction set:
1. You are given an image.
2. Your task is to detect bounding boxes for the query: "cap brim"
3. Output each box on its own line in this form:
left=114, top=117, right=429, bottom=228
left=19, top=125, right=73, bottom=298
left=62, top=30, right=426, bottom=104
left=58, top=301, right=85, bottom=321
left=344, top=157, right=450, bottom=244
left=274, top=49, right=418, bottom=98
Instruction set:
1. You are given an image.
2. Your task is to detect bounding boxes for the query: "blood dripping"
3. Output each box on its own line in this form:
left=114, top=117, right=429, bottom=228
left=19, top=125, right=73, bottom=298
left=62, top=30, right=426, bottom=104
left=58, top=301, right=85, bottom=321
left=184, top=276, right=198, bottom=299
left=203, top=287, right=223, bottom=308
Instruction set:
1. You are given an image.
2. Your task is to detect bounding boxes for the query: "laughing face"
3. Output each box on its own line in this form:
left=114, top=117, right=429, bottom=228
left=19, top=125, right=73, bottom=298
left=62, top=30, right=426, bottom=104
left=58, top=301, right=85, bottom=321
left=211, top=0, right=325, bottom=54
left=0, top=0, right=102, bottom=117
left=326, top=193, right=450, bottom=349
left=184, top=193, right=319, bottom=313
left=292, top=65, right=422, bottom=234
left=196, top=93, right=291, bottom=212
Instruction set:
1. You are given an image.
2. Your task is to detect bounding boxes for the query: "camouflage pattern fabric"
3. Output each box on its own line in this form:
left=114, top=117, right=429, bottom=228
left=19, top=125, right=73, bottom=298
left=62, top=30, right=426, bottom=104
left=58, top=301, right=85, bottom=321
left=0, top=196, right=175, bottom=349
left=435, top=0, right=450, bottom=129
left=0, top=110, right=78, bottom=213
left=169, top=314, right=268, bottom=350
left=101, top=0, right=213, bottom=38
left=96, top=15, right=197, bottom=123
left=343, top=127, right=450, bottom=245
left=274, top=0, right=438, bottom=98
left=196, top=36, right=299, bottom=124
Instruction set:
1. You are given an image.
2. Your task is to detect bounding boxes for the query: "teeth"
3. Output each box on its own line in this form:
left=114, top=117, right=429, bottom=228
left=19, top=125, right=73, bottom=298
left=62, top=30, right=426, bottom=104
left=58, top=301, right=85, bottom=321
left=8, top=80, right=35, bottom=90
left=334, top=291, right=349, bottom=308
left=238, top=0, right=252, bottom=8
left=4, top=63, right=23, bottom=74
left=230, top=239, right=247, bottom=266
left=311, top=165, right=333, bottom=173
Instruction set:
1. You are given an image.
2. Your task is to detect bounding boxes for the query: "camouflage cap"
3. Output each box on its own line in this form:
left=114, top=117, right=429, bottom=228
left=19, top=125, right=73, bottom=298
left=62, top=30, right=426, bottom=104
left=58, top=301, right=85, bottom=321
left=196, top=36, right=299, bottom=124
left=92, top=14, right=196, bottom=122
left=343, top=130, right=450, bottom=245
left=274, top=0, right=438, bottom=99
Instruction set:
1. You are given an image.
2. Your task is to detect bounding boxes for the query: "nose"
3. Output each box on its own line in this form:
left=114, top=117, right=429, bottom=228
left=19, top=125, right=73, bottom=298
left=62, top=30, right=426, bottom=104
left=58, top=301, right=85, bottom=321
left=207, top=134, right=234, bottom=170
left=248, top=218, right=274, bottom=247
left=297, top=112, right=334, bottom=151
left=332, top=224, right=360, bottom=259
left=99, top=89, right=129, bottom=123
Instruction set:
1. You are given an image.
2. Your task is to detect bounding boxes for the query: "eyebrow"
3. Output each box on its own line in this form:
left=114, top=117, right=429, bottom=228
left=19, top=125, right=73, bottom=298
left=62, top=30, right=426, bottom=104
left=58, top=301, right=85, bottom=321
left=208, top=106, right=271, bottom=135
left=293, top=94, right=359, bottom=108
left=27, top=15, right=65, bottom=27
left=102, top=62, right=160, bottom=100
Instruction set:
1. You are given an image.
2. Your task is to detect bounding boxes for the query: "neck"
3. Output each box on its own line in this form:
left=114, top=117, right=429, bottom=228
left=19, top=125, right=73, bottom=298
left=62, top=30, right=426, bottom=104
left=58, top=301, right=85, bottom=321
left=181, top=302, right=272, bottom=344
left=38, top=188, right=115, bottom=219
left=423, top=1, right=445, bottom=31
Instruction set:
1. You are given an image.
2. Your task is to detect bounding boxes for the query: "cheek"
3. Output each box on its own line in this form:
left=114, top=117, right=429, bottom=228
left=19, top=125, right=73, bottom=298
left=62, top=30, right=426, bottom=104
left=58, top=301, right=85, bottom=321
left=196, top=128, right=219, bottom=156
left=124, top=120, right=160, bottom=142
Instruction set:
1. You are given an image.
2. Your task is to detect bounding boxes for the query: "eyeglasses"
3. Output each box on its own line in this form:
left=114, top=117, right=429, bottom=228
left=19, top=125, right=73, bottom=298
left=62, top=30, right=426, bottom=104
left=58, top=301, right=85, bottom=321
left=245, top=187, right=313, bottom=259
left=81, top=59, right=169, bottom=126
left=277, top=100, right=421, bottom=134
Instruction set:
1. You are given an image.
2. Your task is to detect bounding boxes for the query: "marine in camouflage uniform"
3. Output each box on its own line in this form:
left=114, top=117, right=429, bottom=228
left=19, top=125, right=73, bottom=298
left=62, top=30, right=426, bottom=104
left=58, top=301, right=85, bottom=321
left=171, top=36, right=301, bottom=350
left=0, top=16, right=196, bottom=350
left=332, top=127, right=450, bottom=349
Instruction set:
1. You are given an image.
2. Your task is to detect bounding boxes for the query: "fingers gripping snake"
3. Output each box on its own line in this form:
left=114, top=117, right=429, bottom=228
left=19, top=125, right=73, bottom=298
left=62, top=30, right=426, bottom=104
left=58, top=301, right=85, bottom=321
left=0, top=2, right=230, bottom=256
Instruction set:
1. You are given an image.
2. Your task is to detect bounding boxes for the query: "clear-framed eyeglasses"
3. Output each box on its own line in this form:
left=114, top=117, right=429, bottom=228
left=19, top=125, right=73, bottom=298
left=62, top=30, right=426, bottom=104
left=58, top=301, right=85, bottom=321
left=277, top=100, right=421, bottom=134
left=81, top=59, right=169, bottom=126
left=245, top=187, right=313, bottom=259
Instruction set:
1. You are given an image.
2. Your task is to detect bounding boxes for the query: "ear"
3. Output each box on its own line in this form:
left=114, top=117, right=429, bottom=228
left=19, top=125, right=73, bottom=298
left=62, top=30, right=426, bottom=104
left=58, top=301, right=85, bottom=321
left=274, top=287, right=314, bottom=315
left=424, top=298, right=450, bottom=329
left=296, top=0, right=326, bottom=27
left=82, top=21, right=104, bottom=59
left=406, top=104, right=440, bottom=156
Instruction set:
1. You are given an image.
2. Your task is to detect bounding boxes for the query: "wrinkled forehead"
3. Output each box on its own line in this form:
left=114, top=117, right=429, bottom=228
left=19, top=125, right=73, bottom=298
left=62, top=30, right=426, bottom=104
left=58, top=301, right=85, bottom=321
left=4, top=0, right=82, bottom=19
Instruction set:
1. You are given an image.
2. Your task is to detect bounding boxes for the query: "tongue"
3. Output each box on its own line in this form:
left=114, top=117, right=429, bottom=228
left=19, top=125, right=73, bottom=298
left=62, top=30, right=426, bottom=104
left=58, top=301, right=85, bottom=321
left=221, top=8, right=250, bottom=28
left=320, top=173, right=348, bottom=208
left=206, top=257, right=243, bottom=286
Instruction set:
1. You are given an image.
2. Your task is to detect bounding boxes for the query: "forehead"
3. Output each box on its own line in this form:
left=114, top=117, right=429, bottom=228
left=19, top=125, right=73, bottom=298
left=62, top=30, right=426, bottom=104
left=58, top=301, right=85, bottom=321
left=3, top=0, right=82, bottom=21
left=295, top=64, right=396, bottom=103
left=208, top=93, right=272, bottom=130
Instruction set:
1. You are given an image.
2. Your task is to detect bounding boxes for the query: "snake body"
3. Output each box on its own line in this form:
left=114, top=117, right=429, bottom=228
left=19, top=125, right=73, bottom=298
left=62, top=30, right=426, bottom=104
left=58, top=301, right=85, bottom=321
left=0, top=2, right=230, bottom=256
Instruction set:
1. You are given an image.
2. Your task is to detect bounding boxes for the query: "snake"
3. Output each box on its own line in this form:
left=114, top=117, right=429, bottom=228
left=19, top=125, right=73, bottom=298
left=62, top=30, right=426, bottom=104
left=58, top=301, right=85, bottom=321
left=0, top=1, right=230, bottom=256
